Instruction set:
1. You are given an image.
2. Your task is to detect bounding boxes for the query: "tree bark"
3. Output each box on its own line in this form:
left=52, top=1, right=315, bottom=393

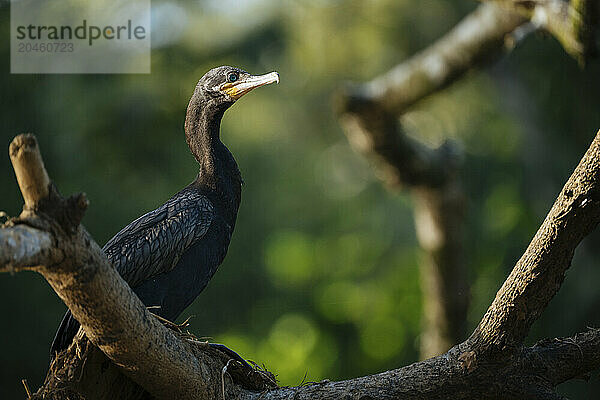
left=2, top=134, right=275, bottom=400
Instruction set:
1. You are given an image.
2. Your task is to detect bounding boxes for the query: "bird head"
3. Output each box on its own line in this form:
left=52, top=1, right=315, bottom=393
left=184, top=66, right=279, bottom=166
left=195, top=66, right=279, bottom=106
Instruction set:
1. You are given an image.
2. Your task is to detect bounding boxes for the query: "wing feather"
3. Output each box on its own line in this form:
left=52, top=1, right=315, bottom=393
left=103, top=191, right=214, bottom=287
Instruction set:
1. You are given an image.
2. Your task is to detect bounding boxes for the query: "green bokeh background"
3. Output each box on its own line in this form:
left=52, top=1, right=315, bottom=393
left=1, top=0, right=600, bottom=398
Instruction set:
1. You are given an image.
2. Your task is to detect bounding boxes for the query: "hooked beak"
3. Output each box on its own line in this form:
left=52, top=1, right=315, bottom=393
left=220, top=71, right=280, bottom=100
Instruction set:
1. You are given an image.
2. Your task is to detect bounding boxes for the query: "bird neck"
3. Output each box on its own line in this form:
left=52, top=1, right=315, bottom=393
left=185, top=97, right=242, bottom=220
left=185, top=98, right=225, bottom=172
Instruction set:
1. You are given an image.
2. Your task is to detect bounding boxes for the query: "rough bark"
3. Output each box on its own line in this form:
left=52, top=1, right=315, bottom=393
left=253, top=327, right=600, bottom=400
left=471, top=128, right=600, bottom=353
left=2, top=134, right=275, bottom=400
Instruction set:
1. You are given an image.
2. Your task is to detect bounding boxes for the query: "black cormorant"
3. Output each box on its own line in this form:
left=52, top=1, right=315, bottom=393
left=51, top=66, right=279, bottom=360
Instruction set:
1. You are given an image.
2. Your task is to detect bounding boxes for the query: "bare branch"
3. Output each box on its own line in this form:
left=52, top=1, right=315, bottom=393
left=346, top=4, right=525, bottom=117
left=9, top=133, right=50, bottom=210
left=471, top=130, right=600, bottom=353
left=335, top=4, right=527, bottom=188
left=2, top=134, right=272, bottom=400
left=0, top=224, right=55, bottom=271
left=43, top=226, right=230, bottom=400
left=524, top=328, right=600, bottom=385
left=255, top=328, right=600, bottom=399
left=335, top=3, right=526, bottom=188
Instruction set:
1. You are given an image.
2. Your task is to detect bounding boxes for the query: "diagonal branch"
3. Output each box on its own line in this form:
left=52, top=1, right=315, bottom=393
left=336, top=3, right=526, bottom=190
left=470, top=129, right=600, bottom=354
left=1, top=134, right=273, bottom=400
left=343, top=4, right=526, bottom=118
left=252, top=130, right=600, bottom=399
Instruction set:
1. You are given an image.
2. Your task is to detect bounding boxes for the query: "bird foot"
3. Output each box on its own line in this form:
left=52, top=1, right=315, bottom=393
left=148, top=309, right=192, bottom=331
left=209, top=343, right=253, bottom=371
left=146, top=310, right=252, bottom=370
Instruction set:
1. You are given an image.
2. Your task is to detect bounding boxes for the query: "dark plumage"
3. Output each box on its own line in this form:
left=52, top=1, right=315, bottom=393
left=51, top=66, right=279, bottom=357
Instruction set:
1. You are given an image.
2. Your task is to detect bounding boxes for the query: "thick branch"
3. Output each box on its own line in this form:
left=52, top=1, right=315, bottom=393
left=255, top=327, right=600, bottom=399
left=346, top=4, right=525, bottom=117
left=42, top=227, right=233, bottom=400
left=9, top=133, right=50, bottom=210
left=523, top=327, right=600, bottom=385
left=471, top=130, right=600, bottom=353
left=0, top=224, right=55, bottom=271
left=2, top=135, right=271, bottom=400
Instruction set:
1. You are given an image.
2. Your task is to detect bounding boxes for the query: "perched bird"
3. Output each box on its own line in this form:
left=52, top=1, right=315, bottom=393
left=51, top=66, right=279, bottom=359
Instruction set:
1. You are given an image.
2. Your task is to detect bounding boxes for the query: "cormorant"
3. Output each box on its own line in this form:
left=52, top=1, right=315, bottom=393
left=51, top=66, right=279, bottom=360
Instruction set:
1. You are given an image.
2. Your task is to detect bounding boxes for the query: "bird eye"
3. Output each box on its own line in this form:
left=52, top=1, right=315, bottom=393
left=227, top=72, right=238, bottom=83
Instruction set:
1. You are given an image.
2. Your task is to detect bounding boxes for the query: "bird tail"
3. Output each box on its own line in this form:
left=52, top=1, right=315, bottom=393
left=50, top=310, right=80, bottom=360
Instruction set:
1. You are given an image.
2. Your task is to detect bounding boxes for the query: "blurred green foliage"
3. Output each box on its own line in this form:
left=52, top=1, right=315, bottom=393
left=1, top=0, right=600, bottom=398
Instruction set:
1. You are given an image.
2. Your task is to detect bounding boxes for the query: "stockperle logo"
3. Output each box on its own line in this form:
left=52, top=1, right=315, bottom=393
left=11, top=0, right=150, bottom=74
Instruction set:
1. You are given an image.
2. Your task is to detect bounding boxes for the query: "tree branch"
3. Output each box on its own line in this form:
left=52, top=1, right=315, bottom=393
left=471, top=129, right=600, bottom=354
left=254, top=328, right=600, bottom=400
left=341, top=4, right=526, bottom=118
left=335, top=3, right=526, bottom=189
left=524, top=327, right=600, bottom=386
left=0, top=225, right=54, bottom=271
left=2, top=134, right=273, bottom=400
left=9, top=133, right=50, bottom=210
